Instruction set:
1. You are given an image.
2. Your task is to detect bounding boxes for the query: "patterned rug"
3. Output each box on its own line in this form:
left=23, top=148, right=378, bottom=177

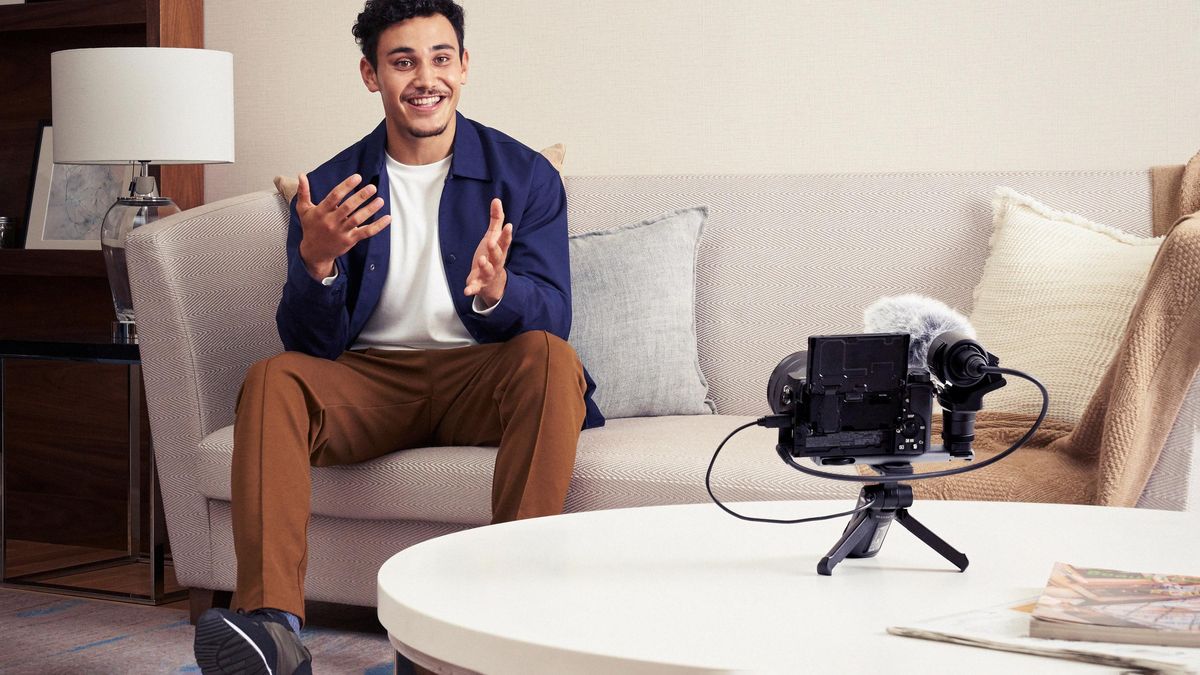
left=0, top=587, right=393, bottom=674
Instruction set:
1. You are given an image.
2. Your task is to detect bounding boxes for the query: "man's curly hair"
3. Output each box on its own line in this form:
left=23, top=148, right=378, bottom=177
left=353, top=0, right=466, bottom=68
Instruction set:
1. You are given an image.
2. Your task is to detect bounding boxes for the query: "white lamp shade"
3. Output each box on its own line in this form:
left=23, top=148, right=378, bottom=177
left=51, top=48, right=234, bottom=165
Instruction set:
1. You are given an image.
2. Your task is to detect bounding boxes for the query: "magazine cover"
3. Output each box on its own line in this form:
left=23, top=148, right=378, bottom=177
left=1030, top=562, right=1200, bottom=647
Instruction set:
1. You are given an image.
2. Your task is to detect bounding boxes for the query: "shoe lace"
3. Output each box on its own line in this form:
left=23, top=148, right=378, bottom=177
left=242, top=607, right=293, bottom=628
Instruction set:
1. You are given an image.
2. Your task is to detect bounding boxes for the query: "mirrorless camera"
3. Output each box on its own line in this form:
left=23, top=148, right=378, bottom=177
left=767, top=332, right=1003, bottom=467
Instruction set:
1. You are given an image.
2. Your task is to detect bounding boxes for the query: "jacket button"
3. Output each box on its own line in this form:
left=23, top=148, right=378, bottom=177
left=368, top=263, right=376, bottom=271
left=448, top=254, right=456, bottom=263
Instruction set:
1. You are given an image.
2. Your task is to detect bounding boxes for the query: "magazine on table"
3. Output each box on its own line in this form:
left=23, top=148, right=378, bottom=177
left=1029, top=562, right=1200, bottom=648
left=890, top=570, right=1200, bottom=675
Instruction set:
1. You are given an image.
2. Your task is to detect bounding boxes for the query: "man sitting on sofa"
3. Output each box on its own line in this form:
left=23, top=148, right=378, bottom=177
left=193, top=1, right=603, bottom=672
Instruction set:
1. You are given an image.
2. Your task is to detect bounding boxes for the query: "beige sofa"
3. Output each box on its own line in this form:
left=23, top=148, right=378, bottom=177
left=126, top=171, right=1200, bottom=612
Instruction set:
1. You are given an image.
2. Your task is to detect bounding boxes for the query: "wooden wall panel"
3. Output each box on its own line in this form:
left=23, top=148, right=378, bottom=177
left=151, top=0, right=205, bottom=211
left=159, top=164, right=205, bottom=213
left=148, top=0, right=203, bottom=48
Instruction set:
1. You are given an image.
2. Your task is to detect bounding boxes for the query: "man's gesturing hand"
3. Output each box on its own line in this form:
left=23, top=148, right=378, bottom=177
left=464, top=198, right=514, bottom=308
left=296, top=172, right=391, bottom=281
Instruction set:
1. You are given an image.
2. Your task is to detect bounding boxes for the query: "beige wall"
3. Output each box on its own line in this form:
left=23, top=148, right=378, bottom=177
left=205, top=0, right=1200, bottom=203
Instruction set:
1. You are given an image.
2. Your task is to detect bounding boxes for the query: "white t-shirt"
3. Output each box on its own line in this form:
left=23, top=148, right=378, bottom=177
left=350, top=153, right=480, bottom=351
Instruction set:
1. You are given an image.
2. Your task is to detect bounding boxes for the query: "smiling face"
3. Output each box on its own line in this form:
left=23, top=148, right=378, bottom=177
left=360, top=13, right=468, bottom=163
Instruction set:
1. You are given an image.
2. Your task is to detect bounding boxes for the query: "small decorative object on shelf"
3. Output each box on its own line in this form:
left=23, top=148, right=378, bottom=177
left=50, top=47, right=235, bottom=342
left=0, top=216, right=19, bottom=248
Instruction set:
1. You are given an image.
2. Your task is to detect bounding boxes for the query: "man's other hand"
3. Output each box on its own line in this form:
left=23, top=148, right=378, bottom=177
left=296, top=172, right=392, bottom=280
left=464, top=198, right=513, bottom=308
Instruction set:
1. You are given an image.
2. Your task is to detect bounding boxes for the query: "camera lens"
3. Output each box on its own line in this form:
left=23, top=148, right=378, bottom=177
left=767, top=350, right=807, bottom=415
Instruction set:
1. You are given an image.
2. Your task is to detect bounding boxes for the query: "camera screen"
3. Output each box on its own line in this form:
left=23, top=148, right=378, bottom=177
left=806, top=333, right=910, bottom=398
left=801, top=334, right=913, bottom=453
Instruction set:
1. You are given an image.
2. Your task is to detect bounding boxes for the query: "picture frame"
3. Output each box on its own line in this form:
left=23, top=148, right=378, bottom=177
left=24, top=122, right=132, bottom=250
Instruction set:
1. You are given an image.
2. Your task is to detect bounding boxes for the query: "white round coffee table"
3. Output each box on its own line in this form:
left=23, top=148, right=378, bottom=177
left=377, top=501, right=1199, bottom=674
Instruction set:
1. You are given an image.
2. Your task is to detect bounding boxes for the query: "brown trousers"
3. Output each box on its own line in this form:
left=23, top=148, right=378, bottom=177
left=230, top=330, right=587, bottom=622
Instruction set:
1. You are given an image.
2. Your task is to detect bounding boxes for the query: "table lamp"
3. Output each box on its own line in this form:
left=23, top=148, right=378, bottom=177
left=51, top=47, right=235, bottom=342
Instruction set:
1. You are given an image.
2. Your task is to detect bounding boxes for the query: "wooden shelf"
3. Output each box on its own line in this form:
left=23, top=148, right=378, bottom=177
left=0, top=249, right=107, bottom=278
left=0, top=0, right=146, bottom=33
left=0, top=0, right=200, bottom=573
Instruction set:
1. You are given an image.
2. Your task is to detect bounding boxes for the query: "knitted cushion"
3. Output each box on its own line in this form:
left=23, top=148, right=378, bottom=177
left=969, top=188, right=1163, bottom=423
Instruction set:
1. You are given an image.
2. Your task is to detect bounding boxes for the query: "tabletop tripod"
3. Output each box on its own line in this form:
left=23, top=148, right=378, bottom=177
left=817, top=464, right=969, bottom=575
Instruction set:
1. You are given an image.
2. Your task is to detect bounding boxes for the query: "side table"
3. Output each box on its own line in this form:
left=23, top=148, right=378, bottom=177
left=0, top=338, right=184, bottom=605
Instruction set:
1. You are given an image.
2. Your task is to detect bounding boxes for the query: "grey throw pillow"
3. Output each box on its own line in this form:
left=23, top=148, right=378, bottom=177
left=569, top=206, right=714, bottom=418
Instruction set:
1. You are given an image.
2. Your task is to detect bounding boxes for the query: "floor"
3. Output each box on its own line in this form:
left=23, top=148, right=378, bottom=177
left=0, top=582, right=393, bottom=674
left=4, top=536, right=396, bottom=622
left=5, top=538, right=187, bottom=607
left=2, top=538, right=395, bottom=673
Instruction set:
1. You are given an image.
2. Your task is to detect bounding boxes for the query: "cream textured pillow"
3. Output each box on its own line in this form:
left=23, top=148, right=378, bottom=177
left=273, top=143, right=566, bottom=204
left=273, top=174, right=299, bottom=203
left=969, top=187, right=1163, bottom=423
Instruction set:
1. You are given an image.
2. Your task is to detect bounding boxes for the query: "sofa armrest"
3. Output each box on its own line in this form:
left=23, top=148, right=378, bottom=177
left=126, top=190, right=289, bottom=588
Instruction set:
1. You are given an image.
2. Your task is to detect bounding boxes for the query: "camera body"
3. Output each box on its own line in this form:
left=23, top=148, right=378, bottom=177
left=769, top=333, right=944, bottom=466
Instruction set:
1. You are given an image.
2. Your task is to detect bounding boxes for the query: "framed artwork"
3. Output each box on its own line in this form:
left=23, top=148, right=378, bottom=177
left=24, top=122, right=132, bottom=250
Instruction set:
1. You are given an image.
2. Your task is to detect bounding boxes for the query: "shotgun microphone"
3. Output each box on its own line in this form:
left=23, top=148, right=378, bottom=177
left=863, top=294, right=975, bottom=368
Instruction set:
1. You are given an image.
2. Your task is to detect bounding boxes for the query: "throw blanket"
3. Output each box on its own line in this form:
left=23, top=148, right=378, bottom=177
left=1152, top=149, right=1200, bottom=235
left=877, top=193, right=1200, bottom=507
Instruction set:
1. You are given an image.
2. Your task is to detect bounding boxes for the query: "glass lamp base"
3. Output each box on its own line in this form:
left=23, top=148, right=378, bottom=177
left=101, top=174, right=180, bottom=342
left=112, top=321, right=138, bottom=344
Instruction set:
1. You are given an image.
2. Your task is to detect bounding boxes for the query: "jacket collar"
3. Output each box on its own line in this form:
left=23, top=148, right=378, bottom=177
left=363, top=112, right=489, bottom=181
left=448, top=112, right=489, bottom=181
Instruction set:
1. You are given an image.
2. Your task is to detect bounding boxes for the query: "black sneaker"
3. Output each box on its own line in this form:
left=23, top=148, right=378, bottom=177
left=194, top=607, right=312, bottom=675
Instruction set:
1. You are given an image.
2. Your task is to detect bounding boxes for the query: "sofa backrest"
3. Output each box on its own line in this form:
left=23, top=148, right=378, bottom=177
left=130, top=171, right=1158, bottom=438
left=128, top=171, right=1199, bottom=524
left=562, top=172, right=1155, bottom=416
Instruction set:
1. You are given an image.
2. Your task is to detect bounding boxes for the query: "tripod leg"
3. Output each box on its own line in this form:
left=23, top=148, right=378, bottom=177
left=817, top=510, right=877, bottom=576
left=895, top=509, right=968, bottom=572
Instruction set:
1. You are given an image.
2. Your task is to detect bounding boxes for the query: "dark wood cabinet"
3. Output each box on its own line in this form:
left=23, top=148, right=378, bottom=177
left=0, top=0, right=203, bottom=555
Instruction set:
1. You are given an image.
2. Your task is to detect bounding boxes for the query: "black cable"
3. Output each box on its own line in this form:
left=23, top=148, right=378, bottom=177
left=705, top=420, right=881, bottom=523
left=775, top=366, right=1047, bottom=483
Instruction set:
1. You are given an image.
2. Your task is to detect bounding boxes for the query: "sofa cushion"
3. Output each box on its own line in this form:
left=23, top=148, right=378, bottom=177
left=196, top=416, right=856, bottom=525
left=969, top=187, right=1163, bottom=423
left=569, top=206, right=714, bottom=418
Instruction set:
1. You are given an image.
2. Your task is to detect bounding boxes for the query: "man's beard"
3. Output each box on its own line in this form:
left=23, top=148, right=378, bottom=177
left=407, top=121, right=450, bottom=138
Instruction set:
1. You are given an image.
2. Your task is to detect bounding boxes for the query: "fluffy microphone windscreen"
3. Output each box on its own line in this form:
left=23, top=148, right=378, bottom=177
left=863, top=294, right=976, bottom=368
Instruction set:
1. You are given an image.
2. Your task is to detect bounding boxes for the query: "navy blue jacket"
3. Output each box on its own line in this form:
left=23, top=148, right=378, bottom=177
left=276, top=113, right=603, bottom=429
